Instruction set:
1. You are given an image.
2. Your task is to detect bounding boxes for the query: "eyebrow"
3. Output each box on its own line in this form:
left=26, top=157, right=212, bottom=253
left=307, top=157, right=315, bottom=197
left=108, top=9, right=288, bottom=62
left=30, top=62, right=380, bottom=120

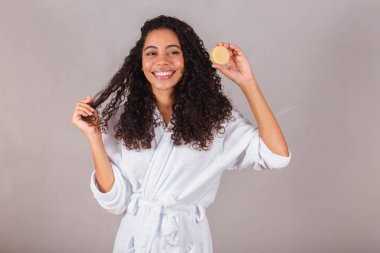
left=143, top=44, right=181, bottom=51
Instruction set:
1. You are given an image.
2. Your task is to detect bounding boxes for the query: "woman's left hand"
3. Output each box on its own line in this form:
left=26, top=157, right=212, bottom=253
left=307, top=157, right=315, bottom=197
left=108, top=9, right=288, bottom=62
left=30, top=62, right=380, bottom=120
left=211, top=42, right=257, bottom=87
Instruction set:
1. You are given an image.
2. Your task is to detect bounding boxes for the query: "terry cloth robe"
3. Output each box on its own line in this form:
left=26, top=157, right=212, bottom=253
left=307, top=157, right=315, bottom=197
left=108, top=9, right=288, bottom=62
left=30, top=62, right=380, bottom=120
left=90, top=104, right=292, bottom=253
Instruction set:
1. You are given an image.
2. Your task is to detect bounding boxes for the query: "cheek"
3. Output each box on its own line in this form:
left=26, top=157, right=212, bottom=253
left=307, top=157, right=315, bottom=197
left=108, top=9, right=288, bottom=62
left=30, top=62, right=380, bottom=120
left=142, top=60, right=150, bottom=70
left=175, top=61, right=185, bottom=73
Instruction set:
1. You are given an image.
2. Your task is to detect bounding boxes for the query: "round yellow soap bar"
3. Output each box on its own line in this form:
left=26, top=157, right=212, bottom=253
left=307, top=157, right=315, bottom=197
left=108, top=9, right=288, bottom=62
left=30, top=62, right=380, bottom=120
left=210, top=46, right=230, bottom=65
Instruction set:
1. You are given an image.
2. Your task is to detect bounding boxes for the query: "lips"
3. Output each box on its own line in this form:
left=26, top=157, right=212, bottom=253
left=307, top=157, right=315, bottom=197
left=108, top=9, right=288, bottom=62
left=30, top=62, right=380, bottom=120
left=152, top=70, right=176, bottom=79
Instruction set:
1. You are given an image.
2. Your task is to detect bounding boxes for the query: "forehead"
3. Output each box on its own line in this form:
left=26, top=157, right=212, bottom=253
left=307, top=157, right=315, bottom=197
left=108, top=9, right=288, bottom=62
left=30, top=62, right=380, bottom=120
left=144, top=29, right=180, bottom=47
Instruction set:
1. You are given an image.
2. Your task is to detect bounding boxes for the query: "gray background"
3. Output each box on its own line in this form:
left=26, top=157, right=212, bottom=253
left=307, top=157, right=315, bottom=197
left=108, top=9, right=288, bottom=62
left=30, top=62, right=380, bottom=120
left=1, top=0, right=379, bottom=252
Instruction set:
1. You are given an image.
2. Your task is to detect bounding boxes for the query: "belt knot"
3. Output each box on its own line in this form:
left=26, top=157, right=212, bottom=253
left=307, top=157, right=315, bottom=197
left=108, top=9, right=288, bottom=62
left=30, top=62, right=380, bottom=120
left=126, top=193, right=205, bottom=251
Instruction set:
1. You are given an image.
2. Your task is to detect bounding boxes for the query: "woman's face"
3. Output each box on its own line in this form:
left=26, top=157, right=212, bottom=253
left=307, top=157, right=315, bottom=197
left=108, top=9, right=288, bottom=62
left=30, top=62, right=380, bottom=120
left=142, top=29, right=185, bottom=94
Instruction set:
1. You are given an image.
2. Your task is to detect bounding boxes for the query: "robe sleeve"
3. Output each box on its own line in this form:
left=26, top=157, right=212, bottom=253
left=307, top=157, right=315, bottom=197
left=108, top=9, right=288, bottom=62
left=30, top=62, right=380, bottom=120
left=221, top=109, right=292, bottom=171
left=89, top=109, right=132, bottom=215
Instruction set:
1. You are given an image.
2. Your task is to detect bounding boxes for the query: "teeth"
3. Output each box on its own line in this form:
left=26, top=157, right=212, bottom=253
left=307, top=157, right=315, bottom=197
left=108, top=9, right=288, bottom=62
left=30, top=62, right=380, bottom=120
left=153, top=71, right=174, bottom=76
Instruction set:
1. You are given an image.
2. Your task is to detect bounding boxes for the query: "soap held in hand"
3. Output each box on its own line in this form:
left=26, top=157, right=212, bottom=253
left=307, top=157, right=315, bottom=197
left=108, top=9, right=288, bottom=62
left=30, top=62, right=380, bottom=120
left=210, top=46, right=230, bottom=65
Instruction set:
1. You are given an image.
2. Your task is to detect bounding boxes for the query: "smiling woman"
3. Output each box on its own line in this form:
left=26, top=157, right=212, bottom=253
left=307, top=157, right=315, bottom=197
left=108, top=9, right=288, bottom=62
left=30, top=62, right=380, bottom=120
left=142, top=29, right=185, bottom=99
left=84, top=15, right=234, bottom=152
left=70, top=14, right=291, bottom=253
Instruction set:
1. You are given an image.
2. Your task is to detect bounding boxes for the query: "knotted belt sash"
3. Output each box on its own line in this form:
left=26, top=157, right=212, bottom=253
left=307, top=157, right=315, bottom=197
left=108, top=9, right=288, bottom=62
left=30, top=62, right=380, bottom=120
left=127, top=194, right=206, bottom=252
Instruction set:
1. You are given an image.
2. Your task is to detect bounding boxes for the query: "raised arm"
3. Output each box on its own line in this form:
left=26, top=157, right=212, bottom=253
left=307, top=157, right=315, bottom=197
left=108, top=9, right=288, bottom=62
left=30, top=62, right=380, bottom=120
left=239, top=80, right=289, bottom=157
left=71, top=96, right=131, bottom=215
left=212, top=42, right=289, bottom=157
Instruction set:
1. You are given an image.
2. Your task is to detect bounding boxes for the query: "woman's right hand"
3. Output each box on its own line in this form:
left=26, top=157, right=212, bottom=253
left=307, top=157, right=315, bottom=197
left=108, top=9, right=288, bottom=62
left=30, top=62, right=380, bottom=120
left=70, top=96, right=101, bottom=137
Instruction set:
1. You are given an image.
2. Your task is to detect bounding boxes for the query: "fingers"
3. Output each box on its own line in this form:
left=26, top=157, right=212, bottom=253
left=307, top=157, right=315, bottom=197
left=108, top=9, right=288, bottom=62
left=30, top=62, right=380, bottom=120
left=77, top=102, right=94, bottom=112
left=229, top=43, right=244, bottom=56
left=73, top=96, right=96, bottom=118
left=79, top=95, right=93, bottom=105
left=76, top=108, right=91, bottom=117
left=76, top=104, right=94, bottom=116
left=215, top=42, right=229, bottom=47
left=212, top=63, right=224, bottom=69
left=215, top=42, right=232, bottom=58
left=77, top=96, right=95, bottom=111
left=214, top=42, right=243, bottom=56
left=212, top=62, right=228, bottom=75
left=80, top=95, right=92, bottom=102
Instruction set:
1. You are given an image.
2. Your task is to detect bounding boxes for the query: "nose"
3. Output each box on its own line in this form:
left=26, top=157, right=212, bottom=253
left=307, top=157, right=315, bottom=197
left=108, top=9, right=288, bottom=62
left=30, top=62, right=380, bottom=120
left=155, top=52, right=171, bottom=65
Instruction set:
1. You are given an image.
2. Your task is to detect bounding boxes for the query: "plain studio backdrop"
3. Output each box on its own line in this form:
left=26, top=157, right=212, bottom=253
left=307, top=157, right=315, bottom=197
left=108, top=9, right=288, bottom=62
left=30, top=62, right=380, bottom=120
left=1, top=0, right=379, bottom=252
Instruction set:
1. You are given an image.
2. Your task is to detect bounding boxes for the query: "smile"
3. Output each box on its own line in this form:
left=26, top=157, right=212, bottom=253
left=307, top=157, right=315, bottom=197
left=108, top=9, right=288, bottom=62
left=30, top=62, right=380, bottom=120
left=152, top=71, right=175, bottom=80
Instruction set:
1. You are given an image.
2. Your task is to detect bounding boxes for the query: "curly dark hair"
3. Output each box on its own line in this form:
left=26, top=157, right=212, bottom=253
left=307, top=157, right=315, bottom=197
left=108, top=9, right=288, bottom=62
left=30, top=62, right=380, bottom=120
left=84, top=15, right=235, bottom=151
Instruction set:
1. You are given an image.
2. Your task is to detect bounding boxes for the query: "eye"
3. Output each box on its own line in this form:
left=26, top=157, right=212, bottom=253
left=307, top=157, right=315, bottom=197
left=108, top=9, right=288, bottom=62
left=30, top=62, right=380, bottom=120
left=145, top=51, right=180, bottom=56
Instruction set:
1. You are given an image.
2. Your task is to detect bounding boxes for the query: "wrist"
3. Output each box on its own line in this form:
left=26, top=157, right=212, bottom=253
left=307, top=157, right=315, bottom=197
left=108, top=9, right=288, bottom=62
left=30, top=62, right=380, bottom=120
left=86, top=132, right=103, bottom=144
left=239, top=79, right=260, bottom=92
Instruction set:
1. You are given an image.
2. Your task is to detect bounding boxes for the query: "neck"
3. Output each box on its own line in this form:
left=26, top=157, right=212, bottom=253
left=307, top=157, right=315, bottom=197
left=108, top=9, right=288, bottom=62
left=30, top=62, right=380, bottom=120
left=153, top=89, right=174, bottom=111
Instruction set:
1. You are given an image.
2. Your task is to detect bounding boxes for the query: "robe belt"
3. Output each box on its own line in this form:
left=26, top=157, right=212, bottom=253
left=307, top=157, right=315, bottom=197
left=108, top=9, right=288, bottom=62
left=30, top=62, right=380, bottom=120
left=126, top=194, right=205, bottom=252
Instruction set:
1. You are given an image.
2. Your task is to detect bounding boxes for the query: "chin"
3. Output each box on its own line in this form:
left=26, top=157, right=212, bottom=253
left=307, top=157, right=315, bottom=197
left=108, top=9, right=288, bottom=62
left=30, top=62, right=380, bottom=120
left=150, top=82, right=177, bottom=91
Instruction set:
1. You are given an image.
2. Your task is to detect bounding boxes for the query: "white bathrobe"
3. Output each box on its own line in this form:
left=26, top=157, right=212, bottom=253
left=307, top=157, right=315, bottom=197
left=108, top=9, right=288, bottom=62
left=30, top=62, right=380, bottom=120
left=90, top=104, right=292, bottom=253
